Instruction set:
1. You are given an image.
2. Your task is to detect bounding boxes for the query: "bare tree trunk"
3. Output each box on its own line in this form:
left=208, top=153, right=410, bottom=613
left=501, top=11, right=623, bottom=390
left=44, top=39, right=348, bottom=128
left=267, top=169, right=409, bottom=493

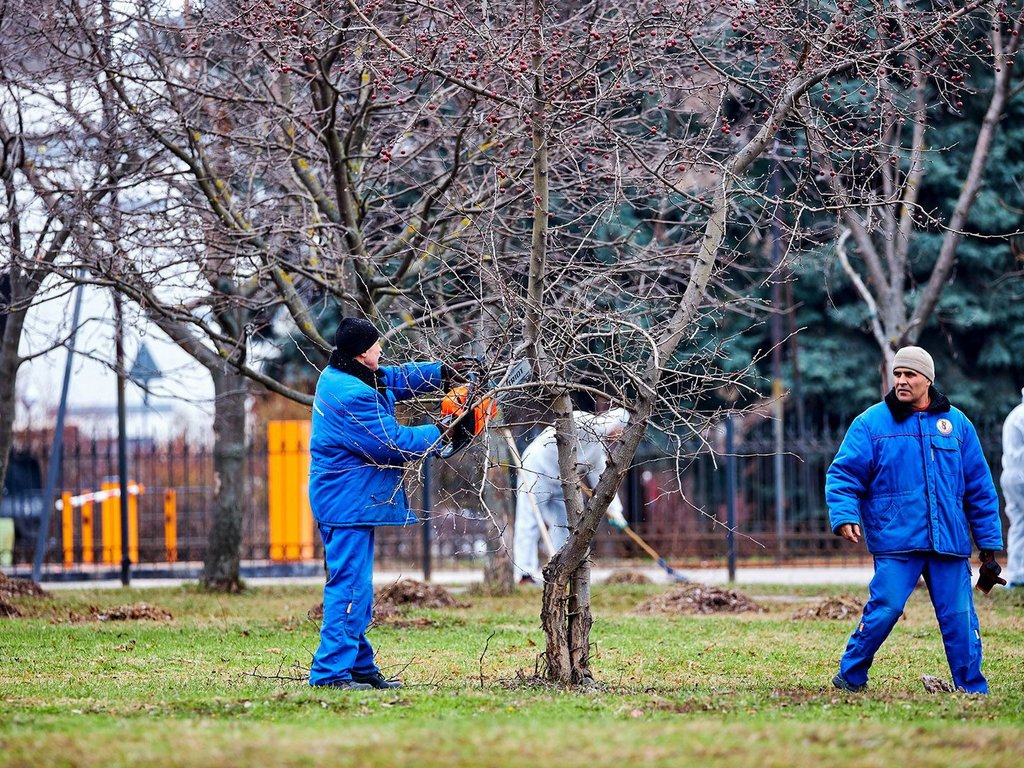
left=481, top=450, right=515, bottom=595
left=541, top=392, right=598, bottom=684
left=0, top=268, right=25, bottom=492
left=540, top=573, right=571, bottom=677
left=481, top=435, right=516, bottom=594
left=0, top=331, right=20, bottom=496
left=201, top=367, right=249, bottom=592
left=567, top=560, right=594, bottom=685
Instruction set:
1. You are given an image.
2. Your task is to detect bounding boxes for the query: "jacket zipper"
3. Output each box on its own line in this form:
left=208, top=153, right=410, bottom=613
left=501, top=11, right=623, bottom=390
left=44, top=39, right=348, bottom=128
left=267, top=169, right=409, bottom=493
left=921, top=413, right=934, bottom=545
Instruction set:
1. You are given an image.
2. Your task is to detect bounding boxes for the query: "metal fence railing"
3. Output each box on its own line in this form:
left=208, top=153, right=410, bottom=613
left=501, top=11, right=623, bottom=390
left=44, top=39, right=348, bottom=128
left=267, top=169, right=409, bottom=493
left=1, top=420, right=1008, bottom=580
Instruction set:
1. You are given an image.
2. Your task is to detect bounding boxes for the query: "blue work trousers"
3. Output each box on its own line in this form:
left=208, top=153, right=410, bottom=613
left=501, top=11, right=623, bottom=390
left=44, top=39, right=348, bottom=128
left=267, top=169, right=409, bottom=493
left=309, top=525, right=379, bottom=686
left=839, top=554, right=987, bottom=693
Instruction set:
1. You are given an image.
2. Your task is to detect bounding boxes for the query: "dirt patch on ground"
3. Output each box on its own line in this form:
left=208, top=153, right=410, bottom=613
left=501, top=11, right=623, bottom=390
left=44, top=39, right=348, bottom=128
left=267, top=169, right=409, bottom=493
left=308, top=579, right=466, bottom=625
left=0, top=598, right=22, bottom=618
left=603, top=570, right=653, bottom=585
left=0, top=572, right=48, bottom=600
left=635, top=583, right=764, bottom=615
left=790, top=595, right=864, bottom=621
left=59, top=603, right=175, bottom=623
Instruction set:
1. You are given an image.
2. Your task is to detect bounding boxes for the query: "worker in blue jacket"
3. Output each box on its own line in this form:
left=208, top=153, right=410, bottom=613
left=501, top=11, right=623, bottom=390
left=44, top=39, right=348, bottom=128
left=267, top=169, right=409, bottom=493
left=307, top=318, right=473, bottom=690
left=826, top=346, right=1004, bottom=694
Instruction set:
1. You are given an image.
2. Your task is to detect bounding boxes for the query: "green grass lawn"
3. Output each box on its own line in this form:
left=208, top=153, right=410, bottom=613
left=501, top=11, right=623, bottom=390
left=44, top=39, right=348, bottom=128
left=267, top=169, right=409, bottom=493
left=1, top=578, right=1022, bottom=767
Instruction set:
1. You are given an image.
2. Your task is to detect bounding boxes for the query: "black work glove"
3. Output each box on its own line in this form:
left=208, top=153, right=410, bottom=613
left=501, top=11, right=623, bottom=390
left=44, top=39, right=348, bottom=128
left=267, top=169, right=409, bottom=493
left=976, top=550, right=1007, bottom=595
left=442, top=355, right=484, bottom=387
left=439, top=412, right=474, bottom=455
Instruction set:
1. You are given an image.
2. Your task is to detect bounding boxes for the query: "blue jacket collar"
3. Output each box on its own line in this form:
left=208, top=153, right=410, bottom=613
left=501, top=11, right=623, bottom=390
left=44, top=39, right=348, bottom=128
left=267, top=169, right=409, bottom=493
left=883, top=386, right=951, bottom=422
left=327, top=353, right=385, bottom=394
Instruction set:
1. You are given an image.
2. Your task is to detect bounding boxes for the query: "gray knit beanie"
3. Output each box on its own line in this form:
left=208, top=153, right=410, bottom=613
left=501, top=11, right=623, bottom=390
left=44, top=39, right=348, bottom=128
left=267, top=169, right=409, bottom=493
left=892, top=346, right=935, bottom=383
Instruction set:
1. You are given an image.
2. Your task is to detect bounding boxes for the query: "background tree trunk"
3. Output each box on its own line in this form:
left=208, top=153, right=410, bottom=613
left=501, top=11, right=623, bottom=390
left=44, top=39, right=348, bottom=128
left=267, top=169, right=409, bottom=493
left=481, top=442, right=515, bottom=596
left=201, top=367, right=249, bottom=592
left=0, top=341, right=20, bottom=499
left=479, top=460, right=512, bottom=598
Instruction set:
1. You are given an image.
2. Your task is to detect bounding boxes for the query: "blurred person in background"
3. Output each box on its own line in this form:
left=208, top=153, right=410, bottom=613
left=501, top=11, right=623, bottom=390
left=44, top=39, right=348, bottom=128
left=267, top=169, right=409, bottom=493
left=513, top=408, right=631, bottom=585
left=1001, top=387, right=1024, bottom=589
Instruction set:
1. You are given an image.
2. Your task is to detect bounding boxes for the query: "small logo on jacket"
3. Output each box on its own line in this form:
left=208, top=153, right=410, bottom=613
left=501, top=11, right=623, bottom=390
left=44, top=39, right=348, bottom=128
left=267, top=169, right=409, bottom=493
left=937, top=419, right=953, bottom=435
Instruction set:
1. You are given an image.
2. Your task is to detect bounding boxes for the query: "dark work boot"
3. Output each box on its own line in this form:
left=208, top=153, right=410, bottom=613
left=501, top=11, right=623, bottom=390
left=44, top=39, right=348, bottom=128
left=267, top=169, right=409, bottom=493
left=352, top=670, right=403, bottom=689
left=832, top=673, right=866, bottom=693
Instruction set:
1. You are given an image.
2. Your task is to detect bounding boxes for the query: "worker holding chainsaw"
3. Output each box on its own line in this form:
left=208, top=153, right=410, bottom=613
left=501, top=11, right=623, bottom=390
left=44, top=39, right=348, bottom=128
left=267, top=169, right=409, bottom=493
left=513, top=408, right=631, bottom=584
left=826, top=346, right=1004, bottom=694
left=307, top=317, right=480, bottom=690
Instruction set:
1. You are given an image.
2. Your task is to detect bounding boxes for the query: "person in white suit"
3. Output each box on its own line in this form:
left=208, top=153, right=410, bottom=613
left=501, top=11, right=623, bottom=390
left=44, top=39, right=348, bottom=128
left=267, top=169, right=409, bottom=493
left=1002, top=388, right=1024, bottom=589
left=512, top=408, right=630, bottom=584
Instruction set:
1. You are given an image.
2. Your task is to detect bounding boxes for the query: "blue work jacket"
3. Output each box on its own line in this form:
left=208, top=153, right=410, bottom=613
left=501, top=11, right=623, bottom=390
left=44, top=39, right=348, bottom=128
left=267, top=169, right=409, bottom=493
left=826, top=389, right=1002, bottom=557
left=309, top=361, right=443, bottom=527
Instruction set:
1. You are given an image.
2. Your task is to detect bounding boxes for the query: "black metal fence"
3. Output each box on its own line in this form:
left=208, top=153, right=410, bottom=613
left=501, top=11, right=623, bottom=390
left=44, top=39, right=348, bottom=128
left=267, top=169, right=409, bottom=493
left=0, top=420, right=1008, bottom=580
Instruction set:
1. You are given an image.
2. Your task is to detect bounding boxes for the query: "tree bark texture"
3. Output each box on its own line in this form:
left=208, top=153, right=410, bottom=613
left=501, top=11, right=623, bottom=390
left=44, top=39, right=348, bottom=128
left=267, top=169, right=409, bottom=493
left=540, top=392, right=601, bottom=684
left=0, top=335, right=20, bottom=499
left=201, top=367, right=249, bottom=592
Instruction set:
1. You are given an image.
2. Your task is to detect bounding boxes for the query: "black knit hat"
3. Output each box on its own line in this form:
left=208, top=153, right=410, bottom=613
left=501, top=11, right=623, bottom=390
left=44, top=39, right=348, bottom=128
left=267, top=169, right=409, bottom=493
left=333, top=318, right=380, bottom=357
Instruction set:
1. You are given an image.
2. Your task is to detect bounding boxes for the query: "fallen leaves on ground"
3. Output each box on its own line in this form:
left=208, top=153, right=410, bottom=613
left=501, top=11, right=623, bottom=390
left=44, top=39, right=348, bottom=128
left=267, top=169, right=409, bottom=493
left=635, top=583, right=764, bottom=615
left=59, top=603, right=175, bottom=623
left=790, top=595, right=864, bottom=621
left=0, top=572, right=48, bottom=600
left=375, top=579, right=464, bottom=609
left=0, top=572, right=49, bottom=619
left=308, top=579, right=467, bottom=625
left=92, top=603, right=174, bottom=622
left=603, top=570, right=652, bottom=585
left=921, top=675, right=957, bottom=693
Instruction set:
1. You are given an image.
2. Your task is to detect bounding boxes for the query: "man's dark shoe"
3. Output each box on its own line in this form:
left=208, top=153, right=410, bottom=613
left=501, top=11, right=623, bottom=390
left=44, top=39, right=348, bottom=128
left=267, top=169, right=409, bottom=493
left=352, top=670, right=403, bottom=689
left=832, top=673, right=866, bottom=693
left=313, top=679, right=373, bottom=691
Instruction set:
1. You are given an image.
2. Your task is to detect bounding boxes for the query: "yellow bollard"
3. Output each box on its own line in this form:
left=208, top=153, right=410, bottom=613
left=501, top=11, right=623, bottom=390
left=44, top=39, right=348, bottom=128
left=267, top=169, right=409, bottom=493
left=61, top=492, right=74, bottom=567
left=268, top=421, right=284, bottom=561
left=81, top=500, right=94, bottom=564
left=164, top=489, right=177, bottom=563
left=127, top=485, right=139, bottom=564
left=101, top=481, right=119, bottom=565
left=298, top=420, right=313, bottom=559
left=99, top=481, right=140, bottom=564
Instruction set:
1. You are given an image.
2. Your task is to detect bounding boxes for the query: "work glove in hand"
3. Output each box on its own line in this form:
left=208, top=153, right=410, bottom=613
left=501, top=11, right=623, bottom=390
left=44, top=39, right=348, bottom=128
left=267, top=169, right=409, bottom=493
left=439, top=413, right=474, bottom=454
left=442, top=356, right=485, bottom=387
left=606, top=506, right=628, bottom=530
left=976, top=550, right=1007, bottom=594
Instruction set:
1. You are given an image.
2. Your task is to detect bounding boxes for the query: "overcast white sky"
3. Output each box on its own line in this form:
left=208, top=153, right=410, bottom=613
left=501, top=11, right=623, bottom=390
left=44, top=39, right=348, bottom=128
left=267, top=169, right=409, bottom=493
left=16, top=277, right=216, bottom=441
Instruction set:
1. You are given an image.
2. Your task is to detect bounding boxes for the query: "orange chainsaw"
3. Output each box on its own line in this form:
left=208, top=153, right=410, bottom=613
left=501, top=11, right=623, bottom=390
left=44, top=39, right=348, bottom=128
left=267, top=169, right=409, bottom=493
left=439, top=359, right=530, bottom=457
